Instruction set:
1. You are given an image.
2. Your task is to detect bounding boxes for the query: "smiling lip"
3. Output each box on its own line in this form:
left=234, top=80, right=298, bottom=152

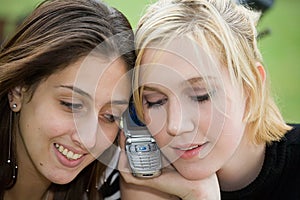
left=173, top=143, right=207, bottom=160
left=53, top=143, right=86, bottom=168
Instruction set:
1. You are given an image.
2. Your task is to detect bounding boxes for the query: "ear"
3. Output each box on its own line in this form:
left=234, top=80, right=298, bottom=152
left=256, top=62, right=266, bottom=84
left=8, top=86, right=24, bottom=112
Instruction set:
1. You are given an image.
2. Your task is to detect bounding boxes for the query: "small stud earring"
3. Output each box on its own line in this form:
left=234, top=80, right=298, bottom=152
left=12, top=104, right=17, bottom=109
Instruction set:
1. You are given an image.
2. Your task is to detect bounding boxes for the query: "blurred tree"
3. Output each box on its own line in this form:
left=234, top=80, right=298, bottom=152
left=0, top=0, right=41, bottom=43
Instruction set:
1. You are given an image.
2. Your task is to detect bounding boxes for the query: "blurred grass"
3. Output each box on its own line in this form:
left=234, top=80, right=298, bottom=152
left=0, top=0, right=299, bottom=122
left=257, top=0, right=300, bottom=123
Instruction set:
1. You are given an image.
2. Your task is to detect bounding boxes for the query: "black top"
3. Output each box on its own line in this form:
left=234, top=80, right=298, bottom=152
left=221, top=124, right=300, bottom=200
left=99, top=168, right=121, bottom=200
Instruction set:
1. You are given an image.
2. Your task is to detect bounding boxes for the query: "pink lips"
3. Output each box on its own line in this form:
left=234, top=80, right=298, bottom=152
left=53, top=144, right=86, bottom=168
left=173, top=143, right=206, bottom=160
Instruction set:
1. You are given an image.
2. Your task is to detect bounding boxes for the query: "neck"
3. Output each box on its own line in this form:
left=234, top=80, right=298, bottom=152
left=217, top=134, right=266, bottom=191
left=4, top=131, right=51, bottom=200
left=4, top=165, right=51, bottom=200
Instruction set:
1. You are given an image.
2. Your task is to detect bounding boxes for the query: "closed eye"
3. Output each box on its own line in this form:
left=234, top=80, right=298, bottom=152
left=190, top=90, right=215, bottom=103
left=145, top=98, right=167, bottom=108
left=60, top=101, right=83, bottom=112
left=190, top=94, right=210, bottom=102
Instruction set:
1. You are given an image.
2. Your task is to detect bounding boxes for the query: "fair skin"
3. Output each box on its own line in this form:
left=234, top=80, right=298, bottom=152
left=6, top=55, right=130, bottom=200
left=120, top=39, right=266, bottom=199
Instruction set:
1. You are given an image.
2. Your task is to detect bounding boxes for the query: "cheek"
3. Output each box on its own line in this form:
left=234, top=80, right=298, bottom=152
left=49, top=119, right=74, bottom=134
left=103, top=127, right=119, bottom=143
left=212, top=119, right=245, bottom=164
left=143, top=109, right=171, bottom=151
left=145, top=117, right=170, bottom=150
left=144, top=107, right=167, bottom=137
left=201, top=107, right=226, bottom=141
left=153, top=132, right=170, bottom=150
left=211, top=98, right=246, bottom=155
left=96, top=125, right=119, bottom=148
left=221, top=111, right=246, bottom=143
left=92, top=125, right=119, bottom=164
left=21, top=111, right=69, bottom=139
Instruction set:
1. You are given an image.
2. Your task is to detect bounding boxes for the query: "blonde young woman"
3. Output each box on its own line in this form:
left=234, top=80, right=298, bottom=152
left=119, top=0, right=300, bottom=199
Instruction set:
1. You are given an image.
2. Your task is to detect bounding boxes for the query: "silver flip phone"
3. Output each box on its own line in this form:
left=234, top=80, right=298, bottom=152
left=120, top=100, right=162, bottom=178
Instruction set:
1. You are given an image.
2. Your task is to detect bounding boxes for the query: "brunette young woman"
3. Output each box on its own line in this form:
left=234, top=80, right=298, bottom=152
left=0, top=0, right=135, bottom=199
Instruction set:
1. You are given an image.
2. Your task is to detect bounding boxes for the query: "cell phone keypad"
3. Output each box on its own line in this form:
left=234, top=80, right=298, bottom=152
left=127, top=143, right=161, bottom=170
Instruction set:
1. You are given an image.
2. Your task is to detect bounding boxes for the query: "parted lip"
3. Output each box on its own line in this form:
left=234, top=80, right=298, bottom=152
left=175, top=145, right=201, bottom=151
left=171, top=142, right=209, bottom=160
left=172, top=142, right=207, bottom=151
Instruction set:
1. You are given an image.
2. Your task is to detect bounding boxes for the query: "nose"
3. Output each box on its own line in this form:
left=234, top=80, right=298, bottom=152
left=71, top=118, right=98, bottom=150
left=166, top=97, right=195, bottom=136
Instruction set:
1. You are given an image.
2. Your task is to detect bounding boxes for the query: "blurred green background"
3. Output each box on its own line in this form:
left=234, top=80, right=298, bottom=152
left=0, top=0, right=299, bottom=122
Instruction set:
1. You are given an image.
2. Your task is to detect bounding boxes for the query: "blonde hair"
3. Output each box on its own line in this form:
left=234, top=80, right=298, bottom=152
left=133, top=0, right=291, bottom=144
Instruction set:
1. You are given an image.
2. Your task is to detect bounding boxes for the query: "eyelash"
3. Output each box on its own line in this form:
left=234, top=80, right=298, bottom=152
left=60, top=101, right=83, bottom=112
left=146, top=98, right=167, bottom=109
left=190, top=93, right=210, bottom=102
left=145, top=92, right=213, bottom=109
left=61, top=101, right=121, bottom=124
left=102, top=114, right=121, bottom=123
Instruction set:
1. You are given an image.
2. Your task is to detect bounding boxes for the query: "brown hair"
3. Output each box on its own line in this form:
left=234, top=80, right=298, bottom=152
left=0, top=0, right=135, bottom=199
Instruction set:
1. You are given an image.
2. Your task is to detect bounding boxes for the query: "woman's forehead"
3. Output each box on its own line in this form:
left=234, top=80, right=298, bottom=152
left=139, top=49, right=223, bottom=88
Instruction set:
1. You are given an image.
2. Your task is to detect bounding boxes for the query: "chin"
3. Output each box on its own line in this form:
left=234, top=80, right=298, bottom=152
left=47, top=172, right=79, bottom=185
left=181, top=172, right=209, bottom=180
left=176, top=164, right=212, bottom=181
left=52, top=177, right=76, bottom=185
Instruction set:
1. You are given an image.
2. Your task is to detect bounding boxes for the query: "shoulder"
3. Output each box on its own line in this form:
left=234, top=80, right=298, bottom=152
left=274, top=123, right=300, bottom=168
left=283, top=123, right=300, bottom=144
left=265, top=123, right=300, bottom=171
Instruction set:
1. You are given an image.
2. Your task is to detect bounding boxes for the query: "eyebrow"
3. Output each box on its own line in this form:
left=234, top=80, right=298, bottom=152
left=182, top=76, right=217, bottom=87
left=59, top=85, right=129, bottom=105
left=186, top=77, right=205, bottom=85
left=143, top=76, right=215, bottom=91
left=143, top=86, right=158, bottom=91
left=59, top=85, right=92, bottom=100
left=110, top=100, right=129, bottom=105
